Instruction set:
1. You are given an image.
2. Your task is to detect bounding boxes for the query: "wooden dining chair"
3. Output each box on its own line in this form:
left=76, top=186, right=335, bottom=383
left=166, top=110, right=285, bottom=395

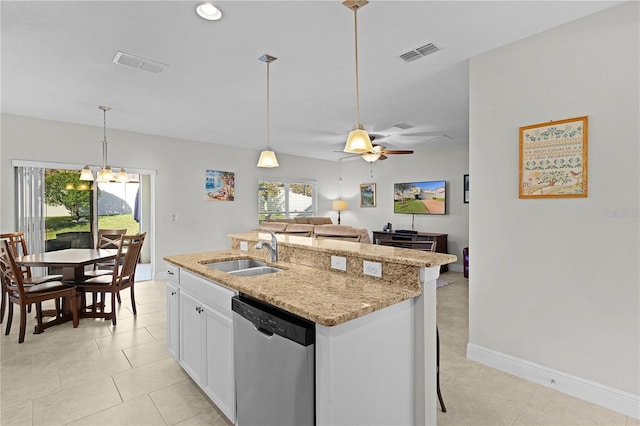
left=83, top=229, right=127, bottom=278
left=76, top=232, right=145, bottom=326
left=0, top=232, right=63, bottom=324
left=0, top=240, right=78, bottom=343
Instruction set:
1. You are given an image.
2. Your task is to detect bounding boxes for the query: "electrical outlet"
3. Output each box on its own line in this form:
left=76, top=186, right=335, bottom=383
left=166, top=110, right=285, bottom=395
left=331, top=255, right=347, bottom=271
left=170, top=213, right=179, bottom=222
left=240, top=241, right=248, bottom=251
left=363, top=260, right=382, bottom=278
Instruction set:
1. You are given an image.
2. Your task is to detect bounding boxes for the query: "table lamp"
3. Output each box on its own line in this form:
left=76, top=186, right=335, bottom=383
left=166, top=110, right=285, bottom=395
left=332, top=199, right=348, bottom=225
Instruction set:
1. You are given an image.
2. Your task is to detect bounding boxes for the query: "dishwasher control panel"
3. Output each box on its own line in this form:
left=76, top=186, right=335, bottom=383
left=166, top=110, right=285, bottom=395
left=232, top=294, right=315, bottom=346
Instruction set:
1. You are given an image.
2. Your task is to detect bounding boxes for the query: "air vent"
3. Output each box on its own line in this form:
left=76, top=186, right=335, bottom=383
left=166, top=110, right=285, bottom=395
left=399, top=43, right=440, bottom=63
left=113, top=51, right=168, bottom=74
left=393, top=122, right=414, bottom=130
left=424, top=134, right=453, bottom=142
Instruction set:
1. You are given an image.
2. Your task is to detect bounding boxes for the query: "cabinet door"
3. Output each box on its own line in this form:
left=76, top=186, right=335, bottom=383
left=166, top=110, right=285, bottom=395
left=166, top=281, right=180, bottom=359
left=179, top=291, right=205, bottom=384
left=203, top=305, right=236, bottom=423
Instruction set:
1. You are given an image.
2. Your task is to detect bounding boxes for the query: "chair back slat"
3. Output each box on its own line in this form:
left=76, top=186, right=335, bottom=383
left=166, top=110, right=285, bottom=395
left=96, top=229, right=127, bottom=249
left=377, top=238, right=437, bottom=252
left=0, top=232, right=33, bottom=278
left=0, top=240, right=27, bottom=298
left=113, top=233, right=146, bottom=288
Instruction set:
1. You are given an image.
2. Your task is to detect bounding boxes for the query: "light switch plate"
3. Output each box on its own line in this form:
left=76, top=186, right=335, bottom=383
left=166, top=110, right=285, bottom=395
left=331, top=255, right=347, bottom=271
left=363, top=260, right=382, bottom=278
left=240, top=241, right=248, bottom=251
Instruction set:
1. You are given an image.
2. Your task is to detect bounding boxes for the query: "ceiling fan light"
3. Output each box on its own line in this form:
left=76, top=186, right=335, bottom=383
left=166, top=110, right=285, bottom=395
left=196, top=3, right=222, bottom=20
left=362, top=152, right=380, bottom=163
left=344, top=128, right=373, bottom=153
left=116, top=168, right=129, bottom=183
left=257, top=150, right=279, bottom=168
left=79, top=166, right=94, bottom=181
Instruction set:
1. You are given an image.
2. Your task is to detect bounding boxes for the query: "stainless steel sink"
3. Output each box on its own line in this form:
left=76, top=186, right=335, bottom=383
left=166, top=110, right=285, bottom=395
left=229, top=266, right=283, bottom=277
left=203, top=258, right=282, bottom=277
left=204, top=259, right=266, bottom=272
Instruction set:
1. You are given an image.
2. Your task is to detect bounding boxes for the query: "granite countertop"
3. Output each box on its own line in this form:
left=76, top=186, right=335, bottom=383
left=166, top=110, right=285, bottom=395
left=165, top=233, right=456, bottom=327
left=164, top=249, right=421, bottom=326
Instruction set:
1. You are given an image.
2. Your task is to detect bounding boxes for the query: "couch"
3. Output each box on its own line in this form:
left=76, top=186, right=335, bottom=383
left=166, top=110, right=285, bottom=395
left=259, top=217, right=371, bottom=243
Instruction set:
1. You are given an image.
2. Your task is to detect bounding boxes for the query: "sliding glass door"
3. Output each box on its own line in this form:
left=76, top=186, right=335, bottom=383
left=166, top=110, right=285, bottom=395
left=42, top=169, right=140, bottom=251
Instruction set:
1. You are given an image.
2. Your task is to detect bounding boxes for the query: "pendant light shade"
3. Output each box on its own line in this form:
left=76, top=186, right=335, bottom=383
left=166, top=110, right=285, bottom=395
left=343, top=0, right=373, bottom=154
left=79, top=165, right=94, bottom=181
left=346, top=127, right=373, bottom=154
left=257, top=54, right=280, bottom=168
left=80, top=105, right=129, bottom=183
left=257, top=150, right=279, bottom=168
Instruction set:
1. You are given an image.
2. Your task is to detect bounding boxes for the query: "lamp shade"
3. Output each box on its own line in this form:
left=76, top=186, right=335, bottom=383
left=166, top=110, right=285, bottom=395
left=344, top=128, right=373, bottom=153
left=257, top=150, right=279, bottom=168
left=97, top=166, right=114, bottom=182
left=332, top=199, right=348, bottom=211
left=79, top=166, right=94, bottom=181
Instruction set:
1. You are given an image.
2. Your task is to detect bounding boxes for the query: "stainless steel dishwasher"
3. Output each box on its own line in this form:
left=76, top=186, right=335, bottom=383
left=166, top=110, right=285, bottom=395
left=232, top=294, right=315, bottom=426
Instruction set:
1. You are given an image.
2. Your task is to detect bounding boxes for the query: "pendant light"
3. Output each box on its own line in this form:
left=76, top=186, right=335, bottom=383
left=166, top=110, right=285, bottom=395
left=343, top=0, right=373, bottom=154
left=80, top=105, right=129, bottom=183
left=257, top=54, right=279, bottom=168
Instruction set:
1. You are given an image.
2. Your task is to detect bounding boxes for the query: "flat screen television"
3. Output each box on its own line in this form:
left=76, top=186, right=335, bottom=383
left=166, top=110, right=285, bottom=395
left=394, top=180, right=446, bottom=215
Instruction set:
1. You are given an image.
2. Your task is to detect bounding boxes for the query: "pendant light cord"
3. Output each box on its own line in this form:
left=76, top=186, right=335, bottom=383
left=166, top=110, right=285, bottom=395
left=266, top=60, right=271, bottom=149
left=102, top=107, right=108, bottom=169
left=353, top=7, right=361, bottom=127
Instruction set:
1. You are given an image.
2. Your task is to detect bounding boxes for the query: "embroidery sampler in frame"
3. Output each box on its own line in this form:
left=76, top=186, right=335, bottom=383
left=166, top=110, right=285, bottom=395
left=519, top=116, right=588, bottom=199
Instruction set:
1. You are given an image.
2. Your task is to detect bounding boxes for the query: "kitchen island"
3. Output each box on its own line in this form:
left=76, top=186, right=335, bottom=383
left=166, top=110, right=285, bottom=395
left=165, top=232, right=456, bottom=425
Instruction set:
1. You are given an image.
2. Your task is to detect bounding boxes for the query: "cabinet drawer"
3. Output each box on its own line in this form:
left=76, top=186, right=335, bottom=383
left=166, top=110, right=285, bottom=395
left=180, top=270, right=236, bottom=315
left=167, top=263, right=180, bottom=285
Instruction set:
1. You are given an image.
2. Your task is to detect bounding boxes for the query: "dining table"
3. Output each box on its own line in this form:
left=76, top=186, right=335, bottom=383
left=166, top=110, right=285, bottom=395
left=16, top=248, right=118, bottom=283
left=15, top=248, right=118, bottom=333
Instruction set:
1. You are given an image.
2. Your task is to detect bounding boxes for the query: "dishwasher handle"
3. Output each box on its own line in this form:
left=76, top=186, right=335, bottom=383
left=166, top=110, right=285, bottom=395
left=255, top=326, right=274, bottom=337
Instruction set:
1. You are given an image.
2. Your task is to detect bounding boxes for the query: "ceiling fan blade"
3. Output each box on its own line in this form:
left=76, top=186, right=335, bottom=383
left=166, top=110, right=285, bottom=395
left=381, top=150, right=414, bottom=155
left=378, top=154, right=388, bottom=161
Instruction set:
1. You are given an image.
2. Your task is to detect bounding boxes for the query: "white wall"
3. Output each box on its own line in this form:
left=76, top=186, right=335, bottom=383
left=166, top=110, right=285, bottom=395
left=0, top=114, right=340, bottom=273
left=1, top=112, right=470, bottom=273
left=338, top=140, right=469, bottom=269
left=469, top=0, right=638, bottom=404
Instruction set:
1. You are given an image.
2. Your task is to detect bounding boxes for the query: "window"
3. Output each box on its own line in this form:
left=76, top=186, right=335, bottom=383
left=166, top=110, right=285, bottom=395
left=258, top=179, right=316, bottom=222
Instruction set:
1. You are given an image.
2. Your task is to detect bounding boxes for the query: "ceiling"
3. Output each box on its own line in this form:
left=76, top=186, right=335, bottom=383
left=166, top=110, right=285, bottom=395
left=1, top=1, right=621, bottom=162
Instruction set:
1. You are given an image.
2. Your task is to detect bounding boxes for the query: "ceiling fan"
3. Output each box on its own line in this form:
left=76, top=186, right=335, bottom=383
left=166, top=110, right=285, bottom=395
left=340, top=137, right=414, bottom=162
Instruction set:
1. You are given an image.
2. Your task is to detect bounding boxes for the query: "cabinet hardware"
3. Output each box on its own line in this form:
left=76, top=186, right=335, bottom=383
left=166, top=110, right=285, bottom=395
left=168, top=270, right=174, bottom=275
left=171, top=291, right=177, bottom=296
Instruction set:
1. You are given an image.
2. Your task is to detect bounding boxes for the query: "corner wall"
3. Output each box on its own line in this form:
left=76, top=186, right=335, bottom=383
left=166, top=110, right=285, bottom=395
left=468, top=1, right=639, bottom=416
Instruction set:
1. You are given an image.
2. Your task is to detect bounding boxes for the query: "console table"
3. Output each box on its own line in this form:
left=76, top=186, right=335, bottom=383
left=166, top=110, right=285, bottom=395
left=372, top=230, right=449, bottom=273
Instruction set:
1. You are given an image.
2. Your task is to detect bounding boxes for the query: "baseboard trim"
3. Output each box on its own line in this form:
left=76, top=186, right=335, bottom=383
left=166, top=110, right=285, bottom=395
left=467, top=343, right=640, bottom=419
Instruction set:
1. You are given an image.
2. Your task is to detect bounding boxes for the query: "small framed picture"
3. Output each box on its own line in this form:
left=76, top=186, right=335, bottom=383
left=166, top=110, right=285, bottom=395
left=360, top=183, right=376, bottom=207
left=463, top=174, right=469, bottom=204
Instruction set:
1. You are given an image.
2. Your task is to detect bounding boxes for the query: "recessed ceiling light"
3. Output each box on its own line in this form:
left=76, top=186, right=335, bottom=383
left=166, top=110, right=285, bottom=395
left=196, top=3, right=222, bottom=21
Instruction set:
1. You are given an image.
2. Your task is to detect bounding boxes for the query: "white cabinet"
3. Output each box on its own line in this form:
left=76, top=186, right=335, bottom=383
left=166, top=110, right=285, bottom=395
left=166, top=264, right=180, bottom=359
left=175, top=269, right=237, bottom=424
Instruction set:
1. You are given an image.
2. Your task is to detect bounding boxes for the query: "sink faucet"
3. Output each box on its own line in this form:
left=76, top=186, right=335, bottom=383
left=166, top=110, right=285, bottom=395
left=256, top=229, right=278, bottom=262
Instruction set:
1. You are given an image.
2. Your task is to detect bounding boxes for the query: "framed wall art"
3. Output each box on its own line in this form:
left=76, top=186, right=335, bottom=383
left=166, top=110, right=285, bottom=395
left=519, top=116, right=588, bottom=199
left=206, top=170, right=235, bottom=201
left=359, top=183, right=376, bottom=207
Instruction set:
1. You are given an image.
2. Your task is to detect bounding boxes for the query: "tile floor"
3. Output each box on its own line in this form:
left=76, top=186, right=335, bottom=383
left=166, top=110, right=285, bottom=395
left=1, top=273, right=637, bottom=425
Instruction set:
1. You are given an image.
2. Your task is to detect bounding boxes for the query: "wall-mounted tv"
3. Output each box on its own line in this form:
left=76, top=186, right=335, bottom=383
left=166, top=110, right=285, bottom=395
left=394, top=180, right=446, bottom=215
